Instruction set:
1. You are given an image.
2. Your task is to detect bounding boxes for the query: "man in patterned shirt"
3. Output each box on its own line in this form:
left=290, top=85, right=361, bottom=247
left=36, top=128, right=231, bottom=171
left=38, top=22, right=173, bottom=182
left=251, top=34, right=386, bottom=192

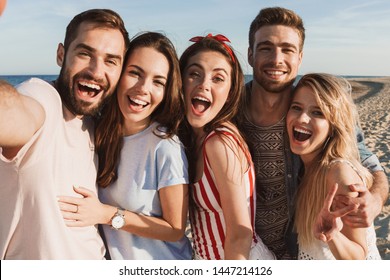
left=237, top=6, right=389, bottom=259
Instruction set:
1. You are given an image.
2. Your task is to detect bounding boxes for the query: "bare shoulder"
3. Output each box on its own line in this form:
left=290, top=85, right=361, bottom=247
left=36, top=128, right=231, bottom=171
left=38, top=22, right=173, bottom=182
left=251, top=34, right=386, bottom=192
left=204, top=130, right=239, bottom=158
left=204, top=124, right=248, bottom=171
left=204, top=125, right=242, bottom=157
left=326, top=159, right=363, bottom=196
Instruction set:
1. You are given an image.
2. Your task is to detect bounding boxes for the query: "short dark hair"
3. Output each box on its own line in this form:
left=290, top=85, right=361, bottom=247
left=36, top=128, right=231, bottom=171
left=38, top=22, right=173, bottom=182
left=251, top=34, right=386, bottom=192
left=249, top=7, right=305, bottom=51
left=63, top=9, right=130, bottom=51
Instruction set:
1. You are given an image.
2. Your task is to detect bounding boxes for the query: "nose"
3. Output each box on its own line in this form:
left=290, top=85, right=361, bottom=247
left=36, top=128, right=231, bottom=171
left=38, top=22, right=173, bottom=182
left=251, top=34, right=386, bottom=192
left=271, top=49, right=284, bottom=65
left=197, top=76, right=211, bottom=91
left=297, top=111, right=310, bottom=123
left=89, top=58, right=105, bottom=80
left=136, top=78, right=151, bottom=95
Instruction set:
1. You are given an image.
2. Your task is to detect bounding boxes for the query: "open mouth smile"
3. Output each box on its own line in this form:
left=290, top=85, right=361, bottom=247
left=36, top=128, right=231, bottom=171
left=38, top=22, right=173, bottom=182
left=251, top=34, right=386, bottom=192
left=293, top=127, right=312, bottom=141
left=128, top=96, right=149, bottom=109
left=77, top=81, right=103, bottom=98
left=191, top=96, right=211, bottom=114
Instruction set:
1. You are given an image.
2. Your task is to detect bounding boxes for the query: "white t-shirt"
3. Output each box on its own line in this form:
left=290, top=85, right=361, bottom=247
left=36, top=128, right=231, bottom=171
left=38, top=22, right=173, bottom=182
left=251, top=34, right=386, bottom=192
left=298, top=159, right=381, bottom=260
left=0, top=78, right=105, bottom=259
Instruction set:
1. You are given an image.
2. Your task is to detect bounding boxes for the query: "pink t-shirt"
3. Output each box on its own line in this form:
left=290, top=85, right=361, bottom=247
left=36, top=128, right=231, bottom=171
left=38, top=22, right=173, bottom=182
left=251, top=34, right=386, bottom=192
left=0, top=78, right=105, bottom=259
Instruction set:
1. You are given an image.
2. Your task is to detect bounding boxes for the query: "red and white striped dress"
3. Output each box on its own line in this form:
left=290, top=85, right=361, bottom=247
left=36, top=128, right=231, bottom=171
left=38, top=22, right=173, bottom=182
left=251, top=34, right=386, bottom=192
left=190, top=129, right=257, bottom=260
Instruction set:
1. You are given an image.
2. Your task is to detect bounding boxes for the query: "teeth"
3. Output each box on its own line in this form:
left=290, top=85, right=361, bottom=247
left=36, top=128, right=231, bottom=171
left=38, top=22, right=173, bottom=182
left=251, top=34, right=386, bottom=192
left=193, top=96, right=210, bottom=103
left=267, top=71, right=284, bottom=75
left=294, top=127, right=311, bottom=135
left=130, top=97, right=148, bottom=106
left=79, top=81, right=101, bottom=90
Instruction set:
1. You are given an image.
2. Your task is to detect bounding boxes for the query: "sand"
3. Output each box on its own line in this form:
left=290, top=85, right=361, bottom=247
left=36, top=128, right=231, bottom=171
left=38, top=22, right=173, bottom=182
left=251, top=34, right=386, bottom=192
left=348, top=77, right=390, bottom=260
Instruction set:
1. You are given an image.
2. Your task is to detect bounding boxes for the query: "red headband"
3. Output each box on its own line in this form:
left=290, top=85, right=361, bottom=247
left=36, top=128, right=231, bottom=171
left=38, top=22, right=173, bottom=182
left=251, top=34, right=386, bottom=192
left=189, top=33, right=235, bottom=63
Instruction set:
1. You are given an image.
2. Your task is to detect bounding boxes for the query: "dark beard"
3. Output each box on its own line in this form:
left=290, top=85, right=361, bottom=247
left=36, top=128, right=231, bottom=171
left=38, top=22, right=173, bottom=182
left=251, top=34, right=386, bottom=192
left=254, top=73, right=296, bottom=94
left=55, top=67, right=109, bottom=117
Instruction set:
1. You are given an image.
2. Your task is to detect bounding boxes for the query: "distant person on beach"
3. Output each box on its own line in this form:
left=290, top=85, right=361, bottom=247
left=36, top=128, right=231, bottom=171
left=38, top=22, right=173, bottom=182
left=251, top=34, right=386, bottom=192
left=237, top=6, right=389, bottom=259
left=287, top=73, right=381, bottom=259
left=179, top=34, right=275, bottom=260
left=57, top=32, right=192, bottom=260
left=0, top=9, right=129, bottom=259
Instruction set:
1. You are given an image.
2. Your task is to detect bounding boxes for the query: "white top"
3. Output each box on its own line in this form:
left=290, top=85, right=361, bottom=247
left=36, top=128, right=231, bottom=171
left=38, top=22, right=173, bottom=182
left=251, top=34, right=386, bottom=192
left=299, top=226, right=381, bottom=260
left=99, top=122, right=192, bottom=260
left=298, top=159, right=381, bottom=260
left=0, top=78, right=105, bottom=259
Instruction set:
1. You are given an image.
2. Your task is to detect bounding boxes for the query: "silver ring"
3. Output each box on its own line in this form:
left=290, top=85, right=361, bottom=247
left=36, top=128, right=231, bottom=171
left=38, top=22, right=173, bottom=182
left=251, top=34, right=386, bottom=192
left=75, top=205, right=79, bottom=213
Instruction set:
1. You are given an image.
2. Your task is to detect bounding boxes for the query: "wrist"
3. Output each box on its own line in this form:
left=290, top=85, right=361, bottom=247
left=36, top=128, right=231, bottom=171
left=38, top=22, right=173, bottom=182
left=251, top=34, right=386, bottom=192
left=110, top=208, right=126, bottom=230
left=103, top=205, right=118, bottom=225
left=326, top=230, right=342, bottom=244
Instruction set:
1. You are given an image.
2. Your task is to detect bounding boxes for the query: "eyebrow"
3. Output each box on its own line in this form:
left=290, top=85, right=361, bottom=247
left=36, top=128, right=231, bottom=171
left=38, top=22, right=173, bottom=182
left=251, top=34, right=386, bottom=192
left=75, top=43, right=123, bottom=62
left=291, top=100, right=321, bottom=109
left=256, top=40, right=298, bottom=50
left=186, top=62, right=229, bottom=76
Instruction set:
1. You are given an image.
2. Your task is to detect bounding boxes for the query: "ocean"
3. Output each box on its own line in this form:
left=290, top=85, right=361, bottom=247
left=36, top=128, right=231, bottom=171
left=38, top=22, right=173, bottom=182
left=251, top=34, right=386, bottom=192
left=0, top=75, right=58, bottom=86
left=0, top=74, right=255, bottom=85
left=0, top=74, right=385, bottom=87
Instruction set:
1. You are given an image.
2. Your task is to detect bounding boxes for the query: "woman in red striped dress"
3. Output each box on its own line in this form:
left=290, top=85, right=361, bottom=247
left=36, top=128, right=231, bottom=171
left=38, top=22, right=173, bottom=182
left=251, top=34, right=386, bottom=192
left=179, top=34, right=274, bottom=260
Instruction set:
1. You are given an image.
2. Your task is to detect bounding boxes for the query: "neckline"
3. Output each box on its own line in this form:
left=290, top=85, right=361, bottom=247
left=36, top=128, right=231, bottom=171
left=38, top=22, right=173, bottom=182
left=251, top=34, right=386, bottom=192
left=245, top=114, right=286, bottom=129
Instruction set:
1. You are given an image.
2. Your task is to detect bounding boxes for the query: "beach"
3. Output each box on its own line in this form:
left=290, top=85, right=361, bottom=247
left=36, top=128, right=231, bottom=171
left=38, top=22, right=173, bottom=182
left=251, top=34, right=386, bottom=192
left=348, top=77, right=390, bottom=260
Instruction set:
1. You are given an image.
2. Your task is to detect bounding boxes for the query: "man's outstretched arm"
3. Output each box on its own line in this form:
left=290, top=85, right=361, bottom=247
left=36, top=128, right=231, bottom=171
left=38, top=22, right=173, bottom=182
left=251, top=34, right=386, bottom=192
left=0, top=80, right=44, bottom=158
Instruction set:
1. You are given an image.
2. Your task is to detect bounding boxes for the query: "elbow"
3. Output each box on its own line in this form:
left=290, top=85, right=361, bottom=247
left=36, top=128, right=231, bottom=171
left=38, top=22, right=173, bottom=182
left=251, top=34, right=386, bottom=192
left=353, top=242, right=368, bottom=260
left=361, top=244, right=368, bottom=260
left=224, top=233, right=253, bottom=259
left=225, top=227, right=253, bottom=249
left=333, top=244, right=367, bottom=260
left=166, top=227, right=186, bottom=242
left=240, top=231, right=253, bottom=248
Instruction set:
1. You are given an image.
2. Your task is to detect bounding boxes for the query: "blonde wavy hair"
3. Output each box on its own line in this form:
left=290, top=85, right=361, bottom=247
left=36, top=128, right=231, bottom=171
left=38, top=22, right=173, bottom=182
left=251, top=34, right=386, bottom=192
left=293, top=73, right=373, bottom=247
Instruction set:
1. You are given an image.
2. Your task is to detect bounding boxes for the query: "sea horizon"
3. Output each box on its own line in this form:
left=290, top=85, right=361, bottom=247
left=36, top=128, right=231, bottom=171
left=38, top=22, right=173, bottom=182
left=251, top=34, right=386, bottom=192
left=0, top=74, right=388, bottom=87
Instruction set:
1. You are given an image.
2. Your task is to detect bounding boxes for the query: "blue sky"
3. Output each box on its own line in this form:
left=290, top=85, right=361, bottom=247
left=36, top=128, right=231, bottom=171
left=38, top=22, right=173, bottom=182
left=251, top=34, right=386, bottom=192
left=1, top=0, right=390, bottom=76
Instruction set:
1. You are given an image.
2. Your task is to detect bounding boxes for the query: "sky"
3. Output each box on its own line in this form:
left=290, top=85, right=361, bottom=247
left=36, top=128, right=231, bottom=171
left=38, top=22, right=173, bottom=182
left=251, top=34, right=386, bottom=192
left=1, top=0, right=390, bottom=76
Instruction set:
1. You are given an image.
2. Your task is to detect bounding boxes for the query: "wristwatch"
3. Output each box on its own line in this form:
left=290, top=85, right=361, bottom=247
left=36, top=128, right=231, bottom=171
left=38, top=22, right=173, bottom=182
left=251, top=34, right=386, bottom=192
left=111, top=208, right=125, bottom=230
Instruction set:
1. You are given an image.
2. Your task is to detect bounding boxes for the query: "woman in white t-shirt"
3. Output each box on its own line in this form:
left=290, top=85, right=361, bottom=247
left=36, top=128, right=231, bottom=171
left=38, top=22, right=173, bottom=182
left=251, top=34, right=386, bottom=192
left=57, top=32, right=191, bottom=260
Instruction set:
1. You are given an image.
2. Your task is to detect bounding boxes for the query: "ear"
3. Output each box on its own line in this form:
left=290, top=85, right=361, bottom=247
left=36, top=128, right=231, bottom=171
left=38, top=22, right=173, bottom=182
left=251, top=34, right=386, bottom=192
left=247, top=47, right=254, bottom=67
left=56, top=43, right=65, bottom=67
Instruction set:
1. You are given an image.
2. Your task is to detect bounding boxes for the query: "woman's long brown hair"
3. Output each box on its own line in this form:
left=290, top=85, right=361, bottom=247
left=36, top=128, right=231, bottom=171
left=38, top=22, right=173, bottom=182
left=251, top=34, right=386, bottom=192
left=95, top=32, right=183, bottom=188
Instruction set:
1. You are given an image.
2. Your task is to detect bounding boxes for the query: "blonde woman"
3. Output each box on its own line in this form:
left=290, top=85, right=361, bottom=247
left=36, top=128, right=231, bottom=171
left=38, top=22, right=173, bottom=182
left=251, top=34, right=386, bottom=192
left=286, top=73, right=381, bottom=260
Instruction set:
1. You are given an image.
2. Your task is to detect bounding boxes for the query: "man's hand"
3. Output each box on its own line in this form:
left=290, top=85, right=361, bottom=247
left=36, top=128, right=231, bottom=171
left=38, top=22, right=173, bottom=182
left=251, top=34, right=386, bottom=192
left=333, top=184, right=382, bottom=228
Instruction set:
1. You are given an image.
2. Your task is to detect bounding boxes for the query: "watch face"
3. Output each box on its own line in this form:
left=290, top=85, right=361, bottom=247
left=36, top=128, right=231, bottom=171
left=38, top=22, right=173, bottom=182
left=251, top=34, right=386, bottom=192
left=112, top=215, right=125, bottom=229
